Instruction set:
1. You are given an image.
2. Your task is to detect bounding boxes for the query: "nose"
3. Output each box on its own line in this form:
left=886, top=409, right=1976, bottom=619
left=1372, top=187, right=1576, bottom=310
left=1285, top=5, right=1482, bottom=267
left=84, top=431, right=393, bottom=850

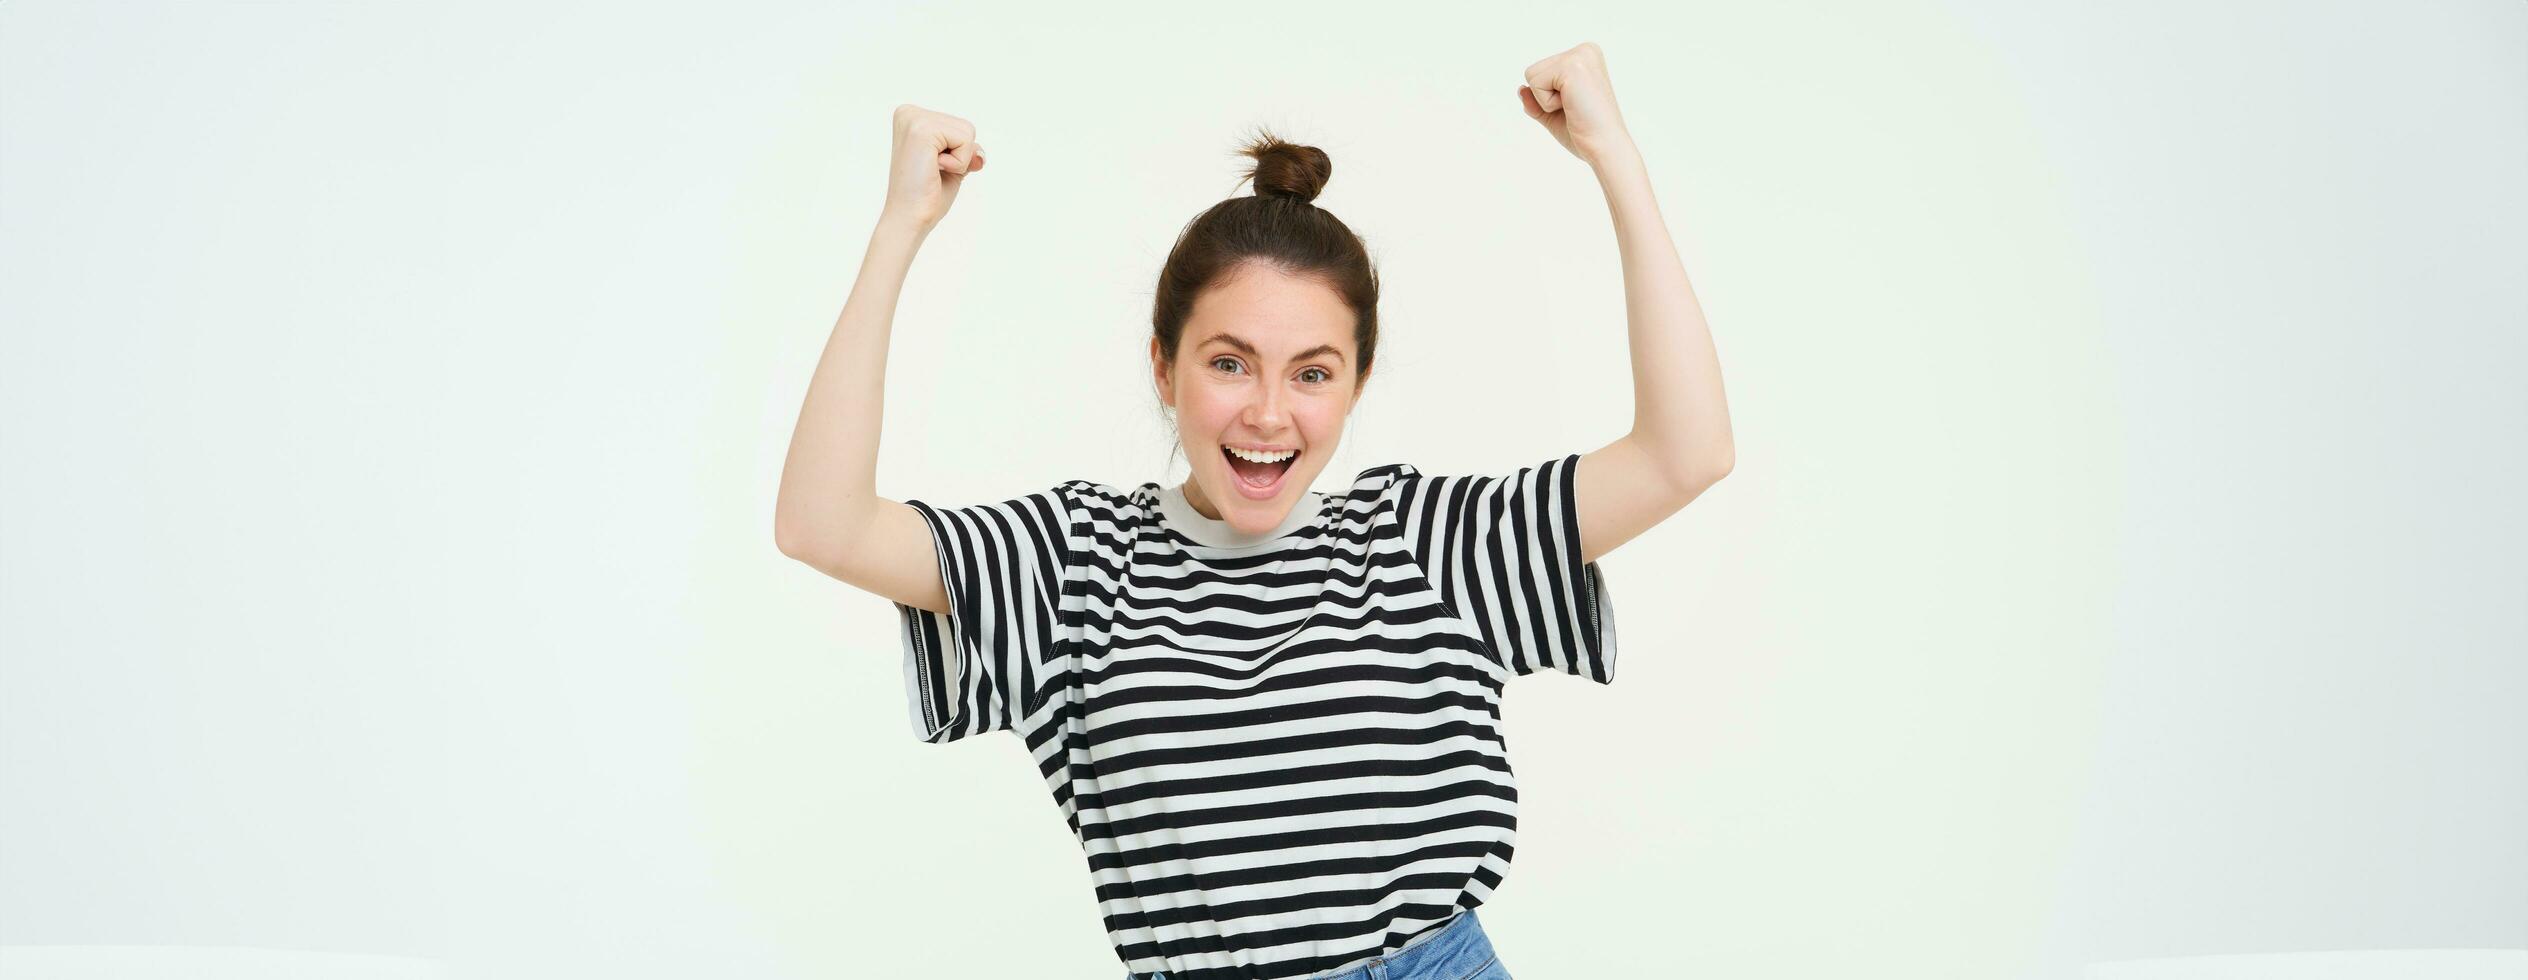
left=1242, top=381, right=1288, bottom=433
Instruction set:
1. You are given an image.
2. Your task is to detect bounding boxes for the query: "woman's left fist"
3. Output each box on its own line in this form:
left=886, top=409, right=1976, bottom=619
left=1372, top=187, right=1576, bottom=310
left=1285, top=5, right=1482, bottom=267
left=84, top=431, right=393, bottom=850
left=1518, top=42, right=1634, bottom=167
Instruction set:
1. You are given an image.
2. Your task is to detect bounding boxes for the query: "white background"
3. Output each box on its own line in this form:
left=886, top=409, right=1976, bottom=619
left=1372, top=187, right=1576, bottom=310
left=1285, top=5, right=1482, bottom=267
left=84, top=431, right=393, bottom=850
left=3, top=2, right=2522, bottom=978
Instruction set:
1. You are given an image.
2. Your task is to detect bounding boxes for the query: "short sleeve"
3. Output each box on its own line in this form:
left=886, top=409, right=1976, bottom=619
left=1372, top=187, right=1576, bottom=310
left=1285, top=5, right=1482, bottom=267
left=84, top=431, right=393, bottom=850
left=893, top=485, right=1072, bottom=743
left=1389, top=453, right=1616, bottom=683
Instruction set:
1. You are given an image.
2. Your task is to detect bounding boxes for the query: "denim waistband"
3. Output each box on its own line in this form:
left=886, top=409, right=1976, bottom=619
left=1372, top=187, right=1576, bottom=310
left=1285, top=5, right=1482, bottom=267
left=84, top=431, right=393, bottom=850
left=1126, top=908, right=1497, bottom=980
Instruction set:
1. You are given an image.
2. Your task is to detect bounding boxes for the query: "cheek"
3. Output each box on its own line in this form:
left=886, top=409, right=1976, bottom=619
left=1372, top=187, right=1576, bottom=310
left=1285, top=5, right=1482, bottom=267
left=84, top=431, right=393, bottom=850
left=1179, top=390, right=1241, bottom=435
left=1296, top=400, right=1347, bottom=440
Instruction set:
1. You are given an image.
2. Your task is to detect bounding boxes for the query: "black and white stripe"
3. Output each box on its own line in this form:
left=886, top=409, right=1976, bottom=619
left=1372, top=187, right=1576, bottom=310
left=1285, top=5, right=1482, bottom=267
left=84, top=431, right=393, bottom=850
left=885, top=453, right=1617, bottom=980
left=895, top=487, right=1072, bottom=743
left=1389, top=453, right=1616, bottom=684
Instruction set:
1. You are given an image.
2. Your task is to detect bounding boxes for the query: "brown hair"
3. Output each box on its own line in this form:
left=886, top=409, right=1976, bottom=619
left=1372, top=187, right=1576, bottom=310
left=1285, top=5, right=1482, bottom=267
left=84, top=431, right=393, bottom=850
left=1151, top=127, right=1381, bottom=449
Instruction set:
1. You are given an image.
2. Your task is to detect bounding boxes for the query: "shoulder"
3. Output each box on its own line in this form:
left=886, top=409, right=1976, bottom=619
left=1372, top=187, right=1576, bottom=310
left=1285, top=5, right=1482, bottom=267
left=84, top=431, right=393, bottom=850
left=1347, top=461, right=1420, bottom=492
left=1342, top=462, right=1423, bottom=507
left=1041, top=478, right=1161, bottom=546
left=1050, top=478, right=1150, bottom=514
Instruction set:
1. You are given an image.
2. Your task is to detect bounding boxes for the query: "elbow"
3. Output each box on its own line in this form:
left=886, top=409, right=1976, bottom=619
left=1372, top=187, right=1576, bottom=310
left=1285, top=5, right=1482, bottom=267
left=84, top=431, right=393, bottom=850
left=773, top=505, right=799, bottom=560
left=1631, top=426, right=1732, bottom=499
left=776, top=510, right=865, bottom=580
left=777, top=526, right=843, bottom=580
left=773, top=496, right=834, bottom=563
left=777, top=493, right=882, bottom=576
left=774, top=510, right=821, bottom=565
left=1669, top=444, right=1733, bottom=500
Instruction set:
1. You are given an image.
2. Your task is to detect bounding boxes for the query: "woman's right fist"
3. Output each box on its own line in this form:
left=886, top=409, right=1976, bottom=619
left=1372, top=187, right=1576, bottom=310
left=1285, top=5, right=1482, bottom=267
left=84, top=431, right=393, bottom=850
left=883, top=104, right=985, bottom=232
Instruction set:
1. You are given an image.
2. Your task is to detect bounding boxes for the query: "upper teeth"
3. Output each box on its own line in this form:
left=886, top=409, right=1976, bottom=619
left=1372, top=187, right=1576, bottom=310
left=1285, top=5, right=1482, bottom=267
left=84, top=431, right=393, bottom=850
left=1227, top=446, right=1296, bottom=463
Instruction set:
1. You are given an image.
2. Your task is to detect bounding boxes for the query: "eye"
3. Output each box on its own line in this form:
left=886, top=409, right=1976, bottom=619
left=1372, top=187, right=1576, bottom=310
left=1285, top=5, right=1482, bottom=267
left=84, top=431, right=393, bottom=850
left=1211, top=356, right=1244, bottom=375
left=1300, top=367, right=1332, bottom=384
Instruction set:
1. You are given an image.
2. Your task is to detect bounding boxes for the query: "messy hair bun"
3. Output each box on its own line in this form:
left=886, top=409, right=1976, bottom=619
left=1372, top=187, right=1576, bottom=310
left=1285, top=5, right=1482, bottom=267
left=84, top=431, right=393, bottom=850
left=1237, top=130, right=1332, bottom=205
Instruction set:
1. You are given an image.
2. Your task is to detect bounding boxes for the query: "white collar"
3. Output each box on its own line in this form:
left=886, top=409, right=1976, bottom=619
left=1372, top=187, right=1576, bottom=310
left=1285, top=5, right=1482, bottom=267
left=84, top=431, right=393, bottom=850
left=1156, top=482, right=1325, bottom=550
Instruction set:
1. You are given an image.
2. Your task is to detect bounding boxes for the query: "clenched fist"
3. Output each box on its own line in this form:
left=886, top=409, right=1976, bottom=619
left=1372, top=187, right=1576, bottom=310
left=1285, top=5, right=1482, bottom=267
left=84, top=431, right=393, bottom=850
left=883, top=104, right=986, bottom=231
left=1517, top=42, right=1636, bottom=168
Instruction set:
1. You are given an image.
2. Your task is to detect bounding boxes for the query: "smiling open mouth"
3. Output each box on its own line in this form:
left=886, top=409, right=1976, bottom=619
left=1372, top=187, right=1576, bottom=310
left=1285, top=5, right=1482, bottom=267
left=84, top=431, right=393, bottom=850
left=1222, top=446, right=1298, bottom=488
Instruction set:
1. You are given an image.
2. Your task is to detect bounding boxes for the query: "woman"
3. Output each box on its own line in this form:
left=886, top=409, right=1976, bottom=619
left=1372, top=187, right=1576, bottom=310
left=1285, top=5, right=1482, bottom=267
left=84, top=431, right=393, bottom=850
left=776, top=42, right=1733, bottom=980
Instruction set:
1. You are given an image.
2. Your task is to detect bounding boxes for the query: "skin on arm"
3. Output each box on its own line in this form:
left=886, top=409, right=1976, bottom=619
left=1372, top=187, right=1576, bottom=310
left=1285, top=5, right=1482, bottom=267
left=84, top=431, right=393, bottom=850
left=773, top=104, right=989, bottom=616
left=1518, top=43, right=1737, bottom=566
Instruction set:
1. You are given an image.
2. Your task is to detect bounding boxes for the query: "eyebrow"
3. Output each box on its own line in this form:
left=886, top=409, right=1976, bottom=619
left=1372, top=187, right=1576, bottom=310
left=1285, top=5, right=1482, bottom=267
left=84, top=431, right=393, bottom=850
left=1200, top=333, right=1346, bottom=365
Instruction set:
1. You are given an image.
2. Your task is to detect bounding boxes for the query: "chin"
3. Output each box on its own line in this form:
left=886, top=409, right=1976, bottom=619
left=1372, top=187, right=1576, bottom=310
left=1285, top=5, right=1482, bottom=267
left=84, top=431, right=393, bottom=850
left=1213, top=478, right=1283, bottom=523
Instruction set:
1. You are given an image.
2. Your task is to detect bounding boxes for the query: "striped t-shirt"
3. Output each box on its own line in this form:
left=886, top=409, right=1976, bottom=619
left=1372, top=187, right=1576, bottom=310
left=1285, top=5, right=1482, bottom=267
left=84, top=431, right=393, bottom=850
left=891, top=453, right=1617, bottom=980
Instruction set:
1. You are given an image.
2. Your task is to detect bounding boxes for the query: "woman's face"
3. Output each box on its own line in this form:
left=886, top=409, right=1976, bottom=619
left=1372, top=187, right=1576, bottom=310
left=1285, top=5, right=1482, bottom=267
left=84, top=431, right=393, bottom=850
left=1152, top=260, right=1369, bottom=534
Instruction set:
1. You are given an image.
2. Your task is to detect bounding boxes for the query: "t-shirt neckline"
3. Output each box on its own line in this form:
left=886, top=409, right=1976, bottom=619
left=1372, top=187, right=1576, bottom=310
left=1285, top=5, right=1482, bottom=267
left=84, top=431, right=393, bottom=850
left=1153, top=481, right=1326, bottom=550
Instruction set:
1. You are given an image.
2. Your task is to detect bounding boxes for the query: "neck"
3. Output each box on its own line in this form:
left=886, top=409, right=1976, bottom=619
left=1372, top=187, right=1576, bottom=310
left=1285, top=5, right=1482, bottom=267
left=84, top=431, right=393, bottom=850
left=1162, top=478, right=1325, bottom=550
left=1180, top=476, right=1223, bottom=521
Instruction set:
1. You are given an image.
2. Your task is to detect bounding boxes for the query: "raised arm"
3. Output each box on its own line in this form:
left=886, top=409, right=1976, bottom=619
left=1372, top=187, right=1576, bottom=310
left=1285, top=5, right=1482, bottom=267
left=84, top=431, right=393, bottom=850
left=1518, top=43, right=1736, bottom=565
left=774, top=105, right=987, bottom=614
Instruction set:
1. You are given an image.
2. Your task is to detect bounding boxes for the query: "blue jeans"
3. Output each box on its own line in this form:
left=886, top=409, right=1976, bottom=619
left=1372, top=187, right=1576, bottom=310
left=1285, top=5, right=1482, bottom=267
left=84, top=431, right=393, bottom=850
left=1125, top=909, right=1512, bottom=980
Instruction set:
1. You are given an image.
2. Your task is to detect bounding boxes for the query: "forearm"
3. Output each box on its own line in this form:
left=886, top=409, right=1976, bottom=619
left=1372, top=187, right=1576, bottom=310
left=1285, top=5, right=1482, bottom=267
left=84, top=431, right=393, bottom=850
left=1592, top=141, right=1735, bottom=484
left=774, top=215, right=932, bottom=553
